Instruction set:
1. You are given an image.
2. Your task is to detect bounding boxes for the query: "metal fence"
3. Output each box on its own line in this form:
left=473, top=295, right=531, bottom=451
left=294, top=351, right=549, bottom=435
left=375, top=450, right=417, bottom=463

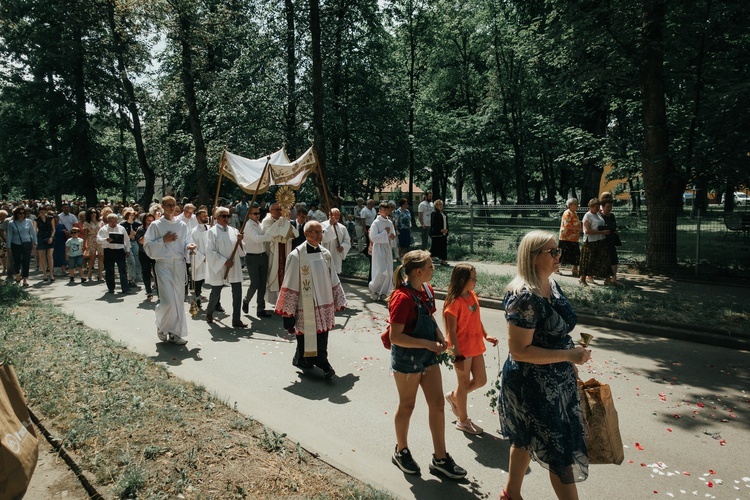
left=440, top=204, right=750, bottom=277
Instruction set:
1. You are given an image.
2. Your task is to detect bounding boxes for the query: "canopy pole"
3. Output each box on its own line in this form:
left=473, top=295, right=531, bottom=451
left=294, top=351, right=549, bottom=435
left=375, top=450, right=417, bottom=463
left=312, top=146, right=341, bottom=249
left=224, top=157, right=271, bottom=279
left=212, top=147, right=227, bottom=224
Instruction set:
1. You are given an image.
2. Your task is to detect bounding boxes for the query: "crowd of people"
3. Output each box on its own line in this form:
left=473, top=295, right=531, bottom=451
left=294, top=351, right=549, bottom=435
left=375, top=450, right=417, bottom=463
left=2, top=193, right=595, bottom=498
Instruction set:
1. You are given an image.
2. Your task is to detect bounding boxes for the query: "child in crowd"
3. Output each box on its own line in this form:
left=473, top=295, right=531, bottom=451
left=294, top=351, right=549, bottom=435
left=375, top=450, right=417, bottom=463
left=65, top=227, right=86, bottom=283
left=443, top=263, right=498, bottom=435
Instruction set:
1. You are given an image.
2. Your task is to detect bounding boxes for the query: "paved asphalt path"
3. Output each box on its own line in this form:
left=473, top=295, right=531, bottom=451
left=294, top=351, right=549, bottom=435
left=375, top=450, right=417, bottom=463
left=30, top=276, right=750, bottom=499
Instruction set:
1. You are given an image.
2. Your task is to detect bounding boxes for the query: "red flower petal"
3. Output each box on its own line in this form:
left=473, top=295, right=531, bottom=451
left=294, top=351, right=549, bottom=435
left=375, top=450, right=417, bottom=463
left=708, top=469, right=716, bottom=475
left=667, top=428, right=672, bottom=432
left=635, top=443, right=644, bottom=450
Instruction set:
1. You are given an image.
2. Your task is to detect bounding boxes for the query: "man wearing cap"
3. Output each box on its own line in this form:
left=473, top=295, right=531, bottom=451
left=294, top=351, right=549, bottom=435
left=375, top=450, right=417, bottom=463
left=97, top=213, right=132, bottom=294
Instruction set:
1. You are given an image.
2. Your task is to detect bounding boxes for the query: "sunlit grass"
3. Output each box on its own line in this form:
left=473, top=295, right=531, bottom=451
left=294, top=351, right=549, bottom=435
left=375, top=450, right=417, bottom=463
left=340, top=255, right=749, bottom=334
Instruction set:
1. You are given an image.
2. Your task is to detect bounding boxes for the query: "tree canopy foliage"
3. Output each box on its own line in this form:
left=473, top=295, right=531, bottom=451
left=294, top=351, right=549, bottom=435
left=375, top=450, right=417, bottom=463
left=1, top=0, right=748, bottom=264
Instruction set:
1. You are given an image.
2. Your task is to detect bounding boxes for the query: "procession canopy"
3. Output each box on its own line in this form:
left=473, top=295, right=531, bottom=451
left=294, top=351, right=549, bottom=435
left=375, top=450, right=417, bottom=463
left=222, top=146, right=319, bottom=195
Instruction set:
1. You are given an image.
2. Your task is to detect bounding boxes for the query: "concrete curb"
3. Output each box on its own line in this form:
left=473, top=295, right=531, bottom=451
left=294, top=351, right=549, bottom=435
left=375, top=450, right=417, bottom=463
left=340, top=276, right=750, bottom=351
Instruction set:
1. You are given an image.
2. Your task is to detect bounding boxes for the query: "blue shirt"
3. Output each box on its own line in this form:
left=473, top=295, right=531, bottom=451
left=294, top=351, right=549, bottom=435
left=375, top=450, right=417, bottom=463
left=7, top=219, right=35, bottom=245
left=394, top=208, right=411, bottom=231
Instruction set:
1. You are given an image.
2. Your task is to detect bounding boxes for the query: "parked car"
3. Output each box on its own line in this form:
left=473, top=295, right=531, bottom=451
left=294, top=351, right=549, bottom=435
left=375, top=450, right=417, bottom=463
left=735, top=192, right=749, bottom=207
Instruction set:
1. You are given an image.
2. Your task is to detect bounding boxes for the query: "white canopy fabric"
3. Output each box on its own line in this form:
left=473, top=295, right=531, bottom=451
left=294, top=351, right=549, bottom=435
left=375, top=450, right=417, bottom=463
left=222, top=146, right=318, bottom=195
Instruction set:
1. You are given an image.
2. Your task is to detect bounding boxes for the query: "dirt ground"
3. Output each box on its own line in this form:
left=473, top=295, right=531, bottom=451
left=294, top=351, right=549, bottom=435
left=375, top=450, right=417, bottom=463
left=25, top=433, right=89, bottom=500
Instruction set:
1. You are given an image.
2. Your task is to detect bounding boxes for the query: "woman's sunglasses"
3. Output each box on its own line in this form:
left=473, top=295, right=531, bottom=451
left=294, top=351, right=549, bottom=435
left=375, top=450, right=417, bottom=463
left=539, top=247, right=563, bottom=259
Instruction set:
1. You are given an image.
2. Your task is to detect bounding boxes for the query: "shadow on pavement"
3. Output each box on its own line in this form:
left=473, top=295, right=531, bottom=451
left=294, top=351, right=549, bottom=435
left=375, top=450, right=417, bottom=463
left=96, top=293, right=124, bottom=303
left=206, top=323, right=253, bottom=342
left=401, top=470, right=483, bottom=499
left=283, top=372, right=360, bottom=404
left=462, top=431, right=512, bottom=472
left=150, top=343, right=203, bottom=365
left=579, top=328, right=750, bottom=432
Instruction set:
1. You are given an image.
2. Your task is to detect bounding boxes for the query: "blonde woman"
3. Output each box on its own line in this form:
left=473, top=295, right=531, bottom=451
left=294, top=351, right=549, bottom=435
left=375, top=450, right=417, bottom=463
left=499, top=230, right=591, bottom=500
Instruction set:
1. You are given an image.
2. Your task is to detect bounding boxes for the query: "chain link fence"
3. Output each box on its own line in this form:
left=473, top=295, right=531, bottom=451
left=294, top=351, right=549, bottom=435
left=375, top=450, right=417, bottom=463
left=440, top=204, right=750, bottom=278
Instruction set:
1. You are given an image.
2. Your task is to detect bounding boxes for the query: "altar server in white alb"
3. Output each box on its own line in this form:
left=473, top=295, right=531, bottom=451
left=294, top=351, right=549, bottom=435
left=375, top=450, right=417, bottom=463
left=321, top=207, right=351, bottom=274
left=368, top=201, right=397, bottom=301
left=205, top=207, right=247, bottom=328
left=275, top=221, right=347, bottom=378
left=144, top=196, right=196, bottom=345
left=190, top=207, right=210, bottom=307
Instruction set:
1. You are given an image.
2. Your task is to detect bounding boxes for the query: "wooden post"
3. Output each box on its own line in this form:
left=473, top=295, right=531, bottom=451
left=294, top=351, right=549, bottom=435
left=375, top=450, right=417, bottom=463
left=211, top=148, right=227, bottom=224
left=312, top=146, right=341, bottom=248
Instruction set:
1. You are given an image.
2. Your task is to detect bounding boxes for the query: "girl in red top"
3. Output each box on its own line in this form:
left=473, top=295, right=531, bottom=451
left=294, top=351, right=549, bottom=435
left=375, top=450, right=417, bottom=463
left=443, top=264, right=498, bottom=435
left=388, top=250, right=467, bottom=480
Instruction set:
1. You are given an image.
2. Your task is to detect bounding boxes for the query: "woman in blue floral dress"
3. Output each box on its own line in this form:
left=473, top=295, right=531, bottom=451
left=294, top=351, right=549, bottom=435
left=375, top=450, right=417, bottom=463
left=499, top=230, right=592, bottom=500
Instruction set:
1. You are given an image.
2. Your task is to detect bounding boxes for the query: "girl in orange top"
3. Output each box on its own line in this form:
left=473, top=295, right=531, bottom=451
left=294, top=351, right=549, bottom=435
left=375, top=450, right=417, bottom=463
left=443, top=264, right=498, bottom=435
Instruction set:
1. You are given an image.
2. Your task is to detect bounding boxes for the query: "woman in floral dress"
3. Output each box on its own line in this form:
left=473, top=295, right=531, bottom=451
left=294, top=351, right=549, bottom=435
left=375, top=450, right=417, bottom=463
left=498, top=230, right=592, bottom=500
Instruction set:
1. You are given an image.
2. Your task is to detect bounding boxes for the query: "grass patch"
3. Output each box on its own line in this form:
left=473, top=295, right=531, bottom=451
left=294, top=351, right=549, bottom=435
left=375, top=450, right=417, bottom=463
left=0, top=281, right=393, bottom=499
left=341, top=255, right=749, bottom=335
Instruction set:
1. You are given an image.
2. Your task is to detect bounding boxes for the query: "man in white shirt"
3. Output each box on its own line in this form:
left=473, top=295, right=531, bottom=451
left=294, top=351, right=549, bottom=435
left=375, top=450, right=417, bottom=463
left=321, top=208, right=351, bottom=274
left=58, top=202, right=78, bottom=239
left=144, top=196, right=195, bottom=345
left=418, top=191, right=434, bottom=250
left=205, top=207, right=246, bottom=328
left=242, top=203, right=274, bottom=318
left=97, top=213, right=132, bottom=294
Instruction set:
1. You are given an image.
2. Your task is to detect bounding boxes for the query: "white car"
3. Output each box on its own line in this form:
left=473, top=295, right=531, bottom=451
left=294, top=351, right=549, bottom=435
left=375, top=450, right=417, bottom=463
left=735, top=192, right=749, bottom=206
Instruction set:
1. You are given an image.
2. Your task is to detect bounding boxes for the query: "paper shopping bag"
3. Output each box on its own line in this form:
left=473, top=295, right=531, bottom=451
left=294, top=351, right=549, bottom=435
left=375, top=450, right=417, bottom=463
left=1, top=363, right=39, bottom=499
left=578, top=377, right=624, bottom=465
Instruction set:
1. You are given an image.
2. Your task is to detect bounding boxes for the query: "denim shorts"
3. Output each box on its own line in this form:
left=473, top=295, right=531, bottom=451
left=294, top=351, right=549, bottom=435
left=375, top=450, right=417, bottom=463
left=391, top=346, right=438, bottom=374
left=68, top=255, right=83, bottom=269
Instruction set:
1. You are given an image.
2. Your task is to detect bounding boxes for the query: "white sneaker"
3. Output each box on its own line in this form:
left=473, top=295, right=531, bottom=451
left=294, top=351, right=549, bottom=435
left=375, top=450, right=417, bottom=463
left=168, top=334, right=187, bottom=345
left=157, top=331, right=168, bottom=342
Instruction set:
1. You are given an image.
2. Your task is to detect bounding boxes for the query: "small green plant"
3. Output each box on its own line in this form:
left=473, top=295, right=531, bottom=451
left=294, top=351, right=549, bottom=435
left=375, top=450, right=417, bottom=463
left=114, top=463, right=146, bottom=499
left=143, top=446, right=170, bottom=460
left=259, top=426, right=287, bottom=453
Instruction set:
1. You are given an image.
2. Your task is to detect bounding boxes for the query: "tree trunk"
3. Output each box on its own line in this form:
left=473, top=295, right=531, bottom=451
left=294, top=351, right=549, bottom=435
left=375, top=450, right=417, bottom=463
left=309, top=0, right=328, bottom=209
left=641, top=0, right=683, bottom=270
left=177, top=7, right=210, bottom=206
left=284, top=0, right=297, bottom=158
left=107, top=0, right=155, bottom=207
left=71, top=23, right=97, bottom=206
